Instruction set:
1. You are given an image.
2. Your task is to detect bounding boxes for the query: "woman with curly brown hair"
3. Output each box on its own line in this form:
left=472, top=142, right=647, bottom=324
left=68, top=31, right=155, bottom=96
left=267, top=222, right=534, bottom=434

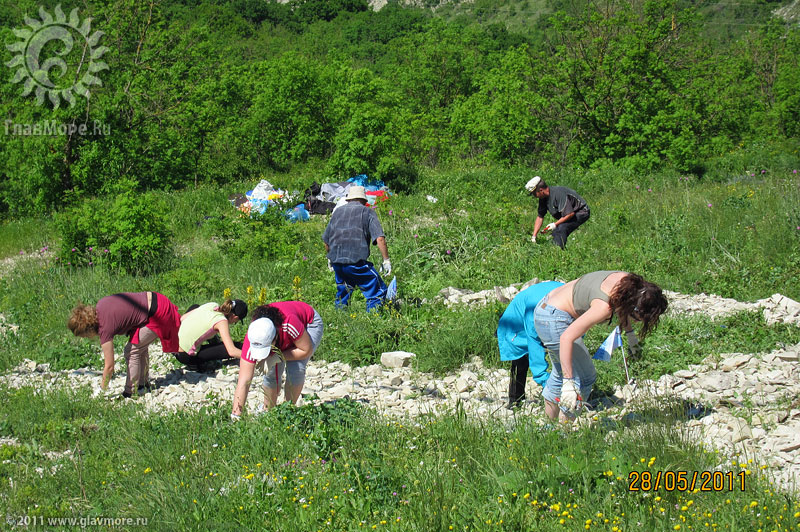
left=533, top=271, right=668, bottom=421
left=68, top=292, right=181, bottom=397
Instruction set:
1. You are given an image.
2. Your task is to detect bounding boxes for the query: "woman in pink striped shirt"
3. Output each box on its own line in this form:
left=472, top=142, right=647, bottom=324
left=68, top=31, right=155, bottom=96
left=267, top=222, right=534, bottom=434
left=232, top=301, right=323, bottom=418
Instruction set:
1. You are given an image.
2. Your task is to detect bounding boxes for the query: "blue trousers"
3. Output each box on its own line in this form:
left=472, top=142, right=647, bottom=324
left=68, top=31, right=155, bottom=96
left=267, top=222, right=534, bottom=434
left=332, top=261, right=387, bottom=312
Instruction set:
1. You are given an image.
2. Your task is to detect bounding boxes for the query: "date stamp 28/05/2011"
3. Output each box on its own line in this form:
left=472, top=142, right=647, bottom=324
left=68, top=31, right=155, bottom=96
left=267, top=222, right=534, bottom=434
left=628, top=470, right=746, bottom=492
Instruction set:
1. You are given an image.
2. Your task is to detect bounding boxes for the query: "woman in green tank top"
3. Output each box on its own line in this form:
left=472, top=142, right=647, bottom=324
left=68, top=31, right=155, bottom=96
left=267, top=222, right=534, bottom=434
left=175, top=299, right=248, bottom=371
left=533, top=271, right=668, bottom=421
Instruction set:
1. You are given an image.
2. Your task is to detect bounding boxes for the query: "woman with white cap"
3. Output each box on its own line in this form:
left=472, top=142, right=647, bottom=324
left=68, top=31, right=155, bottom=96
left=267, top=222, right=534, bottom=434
left=231, top=301, right=323, bottom=419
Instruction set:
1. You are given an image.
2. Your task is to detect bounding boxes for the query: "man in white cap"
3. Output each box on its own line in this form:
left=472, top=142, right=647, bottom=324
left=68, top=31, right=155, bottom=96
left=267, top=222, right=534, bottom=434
left=322, top=185, right=391, bottom=311
left=525, top=176, right=590, bottom=249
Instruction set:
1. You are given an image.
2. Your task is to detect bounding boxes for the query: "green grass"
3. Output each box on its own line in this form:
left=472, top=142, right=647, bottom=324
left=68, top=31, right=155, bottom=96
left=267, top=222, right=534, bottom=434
left=1, top=387, right=797, bottom=531
left=1, top=165, right=799, bottom=376
left=2, top=165, right=800, bottom=528
left=0, top=218, right=56, bottom=258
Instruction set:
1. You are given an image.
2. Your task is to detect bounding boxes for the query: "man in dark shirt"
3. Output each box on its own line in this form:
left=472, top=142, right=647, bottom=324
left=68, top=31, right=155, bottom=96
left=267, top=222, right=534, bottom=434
left=322, top=186, right=391, bottom=311
left=525, top=176, right=590, bottom=249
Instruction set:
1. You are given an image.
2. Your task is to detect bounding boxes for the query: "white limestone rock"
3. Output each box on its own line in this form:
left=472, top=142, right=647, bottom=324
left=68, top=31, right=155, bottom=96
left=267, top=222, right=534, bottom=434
left=380, top=351, right=416, bottom=368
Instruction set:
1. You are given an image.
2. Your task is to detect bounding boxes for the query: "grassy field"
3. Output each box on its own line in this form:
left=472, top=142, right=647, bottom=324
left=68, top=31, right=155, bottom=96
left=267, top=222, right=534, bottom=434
left=2, top=163, right=799, bottom=374
left=1, top=163, right=800, bottom=529
left=1, top=387, right=798, bottom=531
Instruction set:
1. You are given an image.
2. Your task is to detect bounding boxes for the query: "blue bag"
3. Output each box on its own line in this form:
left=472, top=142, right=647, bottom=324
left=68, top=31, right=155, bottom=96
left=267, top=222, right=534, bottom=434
left=286, top=204, right=310, bottom=223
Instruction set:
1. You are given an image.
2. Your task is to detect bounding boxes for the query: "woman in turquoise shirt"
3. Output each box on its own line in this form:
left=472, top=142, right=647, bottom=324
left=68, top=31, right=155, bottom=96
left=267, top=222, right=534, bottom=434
left=497, top=281, right=563, bottom=409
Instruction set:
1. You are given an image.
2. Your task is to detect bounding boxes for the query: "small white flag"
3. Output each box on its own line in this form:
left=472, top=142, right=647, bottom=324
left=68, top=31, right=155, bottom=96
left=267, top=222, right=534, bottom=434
left=593, top=326, right=622, bottom=361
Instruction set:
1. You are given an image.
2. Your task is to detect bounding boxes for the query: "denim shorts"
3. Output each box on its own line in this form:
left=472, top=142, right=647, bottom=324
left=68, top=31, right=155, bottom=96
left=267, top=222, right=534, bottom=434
left=263, top=311, right=324, bottom=388
left=533, top=301, right=597, bottom=405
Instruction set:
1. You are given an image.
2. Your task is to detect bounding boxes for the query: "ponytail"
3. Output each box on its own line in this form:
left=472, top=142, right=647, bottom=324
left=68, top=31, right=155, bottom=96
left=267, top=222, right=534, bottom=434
left=219, top=299, right=234, bottom=317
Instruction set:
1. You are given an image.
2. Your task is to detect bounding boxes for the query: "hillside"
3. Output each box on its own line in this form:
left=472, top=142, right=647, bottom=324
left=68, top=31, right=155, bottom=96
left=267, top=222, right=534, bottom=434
left=2, top=0, right=799, bottom=217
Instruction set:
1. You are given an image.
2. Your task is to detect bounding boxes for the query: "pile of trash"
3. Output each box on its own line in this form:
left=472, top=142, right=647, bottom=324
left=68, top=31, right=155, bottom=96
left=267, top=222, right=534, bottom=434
left=304, top=174, right=391, bottom=214
left=228, top=179, right=308, bottom=221
left=229, top=175, right=391, bottom=221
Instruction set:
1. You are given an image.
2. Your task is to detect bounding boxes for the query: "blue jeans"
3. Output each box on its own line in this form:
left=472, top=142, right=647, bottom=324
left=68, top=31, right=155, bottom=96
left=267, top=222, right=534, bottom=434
left=332, top=261, right=387, bottom=312
left=533, top=301, right=597, bottom=405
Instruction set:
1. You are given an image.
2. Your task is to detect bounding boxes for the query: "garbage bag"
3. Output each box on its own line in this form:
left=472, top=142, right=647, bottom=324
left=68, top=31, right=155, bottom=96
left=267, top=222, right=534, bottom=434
left=286, top=204, right=310, bottom=223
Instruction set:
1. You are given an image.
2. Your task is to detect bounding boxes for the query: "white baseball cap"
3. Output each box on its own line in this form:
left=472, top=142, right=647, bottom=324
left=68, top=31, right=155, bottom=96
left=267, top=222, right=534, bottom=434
left=525, top=176, right=542, bottom=192
left=246, top=318, right=276, bottom=361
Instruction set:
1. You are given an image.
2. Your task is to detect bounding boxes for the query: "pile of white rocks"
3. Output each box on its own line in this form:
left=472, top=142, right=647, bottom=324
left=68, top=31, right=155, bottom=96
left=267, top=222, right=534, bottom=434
left=431, top=278, right=541, bottom=307
left=1, top=284, right=799, bottom=493
left=432, top=278, right=800, bottom=327
left=610, top=343, right=800, bottom=493
left=0, top=314, right=19, bottom=337
left=665, top=290, right=800, bottom=325
left=0, top=351, right=519, bottom=421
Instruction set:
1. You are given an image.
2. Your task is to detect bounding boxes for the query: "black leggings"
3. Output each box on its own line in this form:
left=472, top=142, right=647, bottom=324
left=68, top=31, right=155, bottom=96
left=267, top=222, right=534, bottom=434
left=508, top=355, right=529, bottom=406
left=175, top=341, right=242, bottom=365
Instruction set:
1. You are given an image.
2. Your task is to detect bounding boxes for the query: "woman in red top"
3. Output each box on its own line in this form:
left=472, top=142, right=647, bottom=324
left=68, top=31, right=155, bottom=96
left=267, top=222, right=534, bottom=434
left=68, top=292, right=181, bottom=397
left=232, top=301, right=323, bottom=418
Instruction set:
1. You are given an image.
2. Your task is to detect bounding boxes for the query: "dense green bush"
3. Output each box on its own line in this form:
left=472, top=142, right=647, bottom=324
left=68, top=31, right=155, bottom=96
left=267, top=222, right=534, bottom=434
left=205, top=207, right=301, bottom=262
left=56, top=183, right=172, bottom=274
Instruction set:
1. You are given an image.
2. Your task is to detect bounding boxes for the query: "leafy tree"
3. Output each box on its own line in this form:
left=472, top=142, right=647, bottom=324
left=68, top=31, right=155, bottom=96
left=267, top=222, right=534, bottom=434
left=385, top=19, right=486, bottom=166
left=546, top=0, right=700, bottom=170
left=327, top=67, right=407, bottom=180
left=451, top=45, right=551, bottom=165
left=229, top=0, right=293, bottom=27
left=243, top=53, right=334, bottom=170
left=1, top=0, right=799, bottom=216
left=290, top=0, right=369, bottom=27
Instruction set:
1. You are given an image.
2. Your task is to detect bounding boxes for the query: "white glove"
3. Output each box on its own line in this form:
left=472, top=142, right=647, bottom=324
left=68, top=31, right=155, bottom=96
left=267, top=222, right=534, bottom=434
left=626, top=330, right=641, bottom=356
left=559, top=378, right=581, bottom=411
left=230, top=412, right=241, bottom=422
left=545, top=222, right=557, bottom=232
left=327, top=259, right=334, bottom=272
left=531, top=234, right=537, bottom=243
left=381, top=259, right=391, bottom=276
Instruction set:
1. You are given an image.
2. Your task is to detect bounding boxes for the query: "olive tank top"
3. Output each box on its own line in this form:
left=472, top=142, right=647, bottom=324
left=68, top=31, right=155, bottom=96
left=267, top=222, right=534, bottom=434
left=572, top=270, right=621, bottom=316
